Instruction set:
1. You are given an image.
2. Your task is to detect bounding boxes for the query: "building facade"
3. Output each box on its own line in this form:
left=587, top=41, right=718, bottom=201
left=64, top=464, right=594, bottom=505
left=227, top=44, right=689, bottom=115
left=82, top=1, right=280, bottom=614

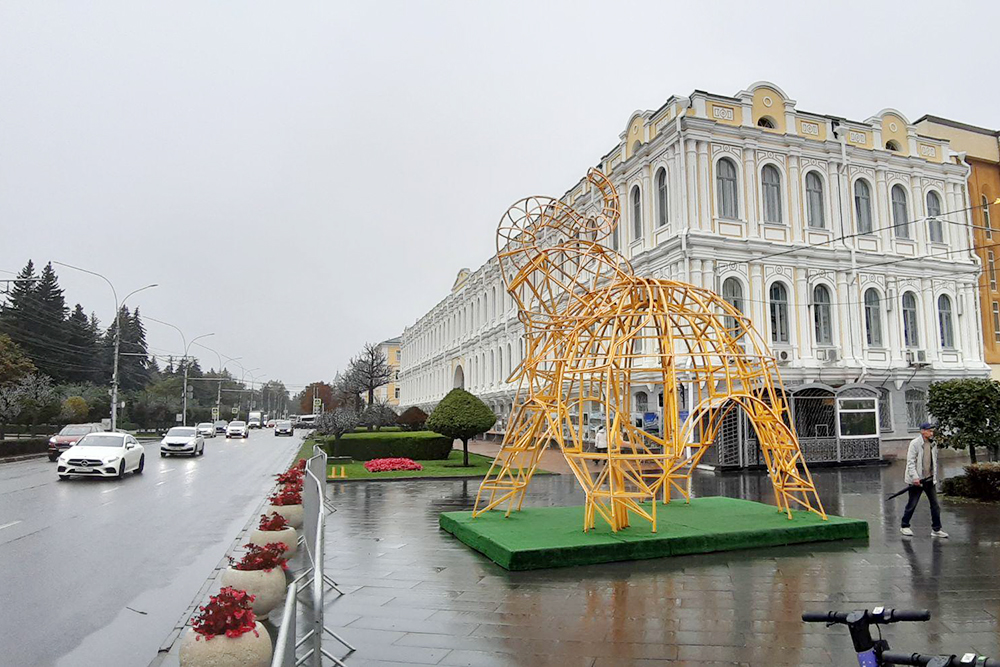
left=400, top=82, right=988, bottom=462
left=915, top=116, right=1000, bottom=378
left=373, top=336, right=402, bottom=406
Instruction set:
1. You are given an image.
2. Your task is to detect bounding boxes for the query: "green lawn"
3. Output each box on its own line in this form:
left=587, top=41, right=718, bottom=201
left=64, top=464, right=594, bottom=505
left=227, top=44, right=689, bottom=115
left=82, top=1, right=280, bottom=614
left=327, top=449, right=498, bottom=480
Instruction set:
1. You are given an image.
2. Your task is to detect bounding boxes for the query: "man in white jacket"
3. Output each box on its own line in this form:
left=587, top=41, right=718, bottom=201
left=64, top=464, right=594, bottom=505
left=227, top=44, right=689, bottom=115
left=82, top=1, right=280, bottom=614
left=900, top=422, right=948, bottom=538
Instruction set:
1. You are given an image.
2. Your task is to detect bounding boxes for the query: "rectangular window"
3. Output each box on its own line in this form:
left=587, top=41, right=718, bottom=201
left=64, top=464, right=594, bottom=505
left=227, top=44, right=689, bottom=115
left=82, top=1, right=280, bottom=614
left=991, top=252, right=998, bottom=291
left=993, top=302, right=1000, bottom=343
left=394, top=387, right=400, bottom=400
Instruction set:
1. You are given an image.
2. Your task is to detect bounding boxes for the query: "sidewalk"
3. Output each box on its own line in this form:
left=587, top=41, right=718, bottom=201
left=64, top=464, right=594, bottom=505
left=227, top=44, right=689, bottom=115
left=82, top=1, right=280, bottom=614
left=467, top=438, right=599, bottom=475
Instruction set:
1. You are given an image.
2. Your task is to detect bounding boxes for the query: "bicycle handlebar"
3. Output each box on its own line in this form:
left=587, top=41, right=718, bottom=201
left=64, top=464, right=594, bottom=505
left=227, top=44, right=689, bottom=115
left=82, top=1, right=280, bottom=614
left=801, top=608, right=930, bottom=625
left=883, top=652, right=1000, bottom=666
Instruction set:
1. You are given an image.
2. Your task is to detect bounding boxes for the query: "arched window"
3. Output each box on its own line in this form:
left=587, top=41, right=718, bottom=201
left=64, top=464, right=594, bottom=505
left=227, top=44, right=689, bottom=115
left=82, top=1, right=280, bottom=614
left=885, top=140, right=901, bottom=152
left=927, top=191, right=943, bottom=243
left=769, top=281, right=789, bottom=344
left=854, top=179, right=873, bottom=234
left=757, top=116, right=776, bottom=129
left=761, top=165, right=782, bottom=224
left=902, top=291, right=919, bottom=348
left=805, top=171, right=825, bottom=228
left=655, top=168, right=668, bottom=227
left=938, top=295, right=955, bottom=349
left=892, top=185, right=910, bottom=239
left=864, top=288, right=883, bottom=347
left=722, top=277, right=744, bottom=334
left=905, top=388, right=927, bottom=430
left=983, top=195, right=993, bottom=239
left=716, top=158, right=739, bottom=219
left=635, top=391, right=648, bottom=414
left=631, top=185, right=642, bottom=240
left=813, top=284, right=833, bottom=345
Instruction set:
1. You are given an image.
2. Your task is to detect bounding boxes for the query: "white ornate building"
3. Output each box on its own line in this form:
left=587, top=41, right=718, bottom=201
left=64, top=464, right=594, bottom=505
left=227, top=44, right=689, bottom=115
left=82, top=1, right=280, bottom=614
left=399, top=82, right=988, bottom=463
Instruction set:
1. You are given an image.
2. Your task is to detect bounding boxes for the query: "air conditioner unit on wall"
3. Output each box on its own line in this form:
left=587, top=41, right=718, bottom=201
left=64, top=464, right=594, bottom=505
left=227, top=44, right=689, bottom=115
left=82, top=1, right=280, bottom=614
left=776, top=349, right=792, bottom=365
left=817, top=348, right=840, bottom=364
left=906, top=349, right=929, bottom=367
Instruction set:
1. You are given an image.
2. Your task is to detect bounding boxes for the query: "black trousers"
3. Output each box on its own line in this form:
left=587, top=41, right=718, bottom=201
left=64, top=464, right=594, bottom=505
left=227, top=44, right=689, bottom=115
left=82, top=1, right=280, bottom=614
left=901, top=482, right=942, bottom=531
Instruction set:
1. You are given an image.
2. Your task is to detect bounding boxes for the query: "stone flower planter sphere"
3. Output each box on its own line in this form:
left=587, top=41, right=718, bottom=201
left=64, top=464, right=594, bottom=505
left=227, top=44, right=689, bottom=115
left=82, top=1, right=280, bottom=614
left=220, top=567, right=287, bottom=616
left=266, top=503, right=303, bottom=528
left=179, top=621, right=271, bottom=667
left=248, top=527, right=297, bottom=557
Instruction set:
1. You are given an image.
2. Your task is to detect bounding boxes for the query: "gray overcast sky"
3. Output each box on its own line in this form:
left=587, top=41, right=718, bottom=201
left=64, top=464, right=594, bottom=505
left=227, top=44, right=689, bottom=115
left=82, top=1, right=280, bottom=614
left=2, top=1, right=999, bottom=389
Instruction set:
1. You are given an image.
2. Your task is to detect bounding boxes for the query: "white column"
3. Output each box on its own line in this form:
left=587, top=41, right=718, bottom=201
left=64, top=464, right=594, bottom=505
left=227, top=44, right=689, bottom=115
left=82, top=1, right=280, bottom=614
left=744, top=149, right=758, bottom=237
left=794, top=268, right=812, bottom=360
left=697, top=142, right=711, bottom=232
left=788, top=154, right=802, bottom=244
left=685, top=138, right=698, bottom=232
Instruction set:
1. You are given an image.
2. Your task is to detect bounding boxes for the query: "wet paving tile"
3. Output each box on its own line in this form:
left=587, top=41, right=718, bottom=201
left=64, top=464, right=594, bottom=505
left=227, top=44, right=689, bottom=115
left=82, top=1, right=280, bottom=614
left=320, top=457, right=1000, bottom=665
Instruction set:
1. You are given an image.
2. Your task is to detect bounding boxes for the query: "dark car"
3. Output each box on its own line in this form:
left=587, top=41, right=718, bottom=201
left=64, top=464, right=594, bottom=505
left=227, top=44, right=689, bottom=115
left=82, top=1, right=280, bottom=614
left=274, top=420, right=294, bottom=437
left=48, top=423, right=104, bottom=461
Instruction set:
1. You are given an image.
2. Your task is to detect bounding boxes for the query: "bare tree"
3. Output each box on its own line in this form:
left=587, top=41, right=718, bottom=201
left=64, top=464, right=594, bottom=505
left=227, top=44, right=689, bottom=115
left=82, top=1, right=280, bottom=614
left=0, top=381, right=25, bottom=440
left=347, top=343, right=393, bottom=428
left=361, top=398, right=397, bottom=432
left=315, top=407, right=360, bottom=442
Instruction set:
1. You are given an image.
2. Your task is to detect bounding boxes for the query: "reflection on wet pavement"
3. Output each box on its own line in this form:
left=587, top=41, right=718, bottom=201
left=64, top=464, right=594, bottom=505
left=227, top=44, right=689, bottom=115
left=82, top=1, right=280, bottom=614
left=321, top=456, right=1000, bottom=666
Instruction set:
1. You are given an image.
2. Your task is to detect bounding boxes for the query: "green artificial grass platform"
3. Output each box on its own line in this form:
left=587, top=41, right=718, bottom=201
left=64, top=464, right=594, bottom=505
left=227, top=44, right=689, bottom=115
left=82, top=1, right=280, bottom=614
left=439, top=496, right=868, bottom=571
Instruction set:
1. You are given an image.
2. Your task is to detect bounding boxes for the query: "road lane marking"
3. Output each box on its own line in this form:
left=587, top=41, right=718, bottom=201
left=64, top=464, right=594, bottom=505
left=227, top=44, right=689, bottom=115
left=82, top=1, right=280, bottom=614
left=0, top=520, right=22, bottom=531
left=101, top=487, right=119, bottom=494
left=156, top=481, right=166, bottom=486
left=161, top=468, right=174, bottom=472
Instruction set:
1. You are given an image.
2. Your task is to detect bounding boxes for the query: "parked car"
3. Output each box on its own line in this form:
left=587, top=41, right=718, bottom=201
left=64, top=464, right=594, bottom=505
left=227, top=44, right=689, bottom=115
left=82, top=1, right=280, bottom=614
left=295, top=414, right=318, bottom=429
left=48, top=423, right=105, bottom=461
left=214, top=420, right=228, bottom=434
left=57, top=432, right=145, bottom=480
left=226, top=421, right=249, bottom=439
left=196, top=422, right=216, bottom=438
left=274, top=420, right=294, bottom=437
left=160, top=427, right=205, bottom=457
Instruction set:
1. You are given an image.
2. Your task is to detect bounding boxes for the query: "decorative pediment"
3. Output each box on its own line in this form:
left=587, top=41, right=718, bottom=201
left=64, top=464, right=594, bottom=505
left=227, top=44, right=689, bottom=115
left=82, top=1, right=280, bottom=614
left=712, top=144, right=743, bottom=159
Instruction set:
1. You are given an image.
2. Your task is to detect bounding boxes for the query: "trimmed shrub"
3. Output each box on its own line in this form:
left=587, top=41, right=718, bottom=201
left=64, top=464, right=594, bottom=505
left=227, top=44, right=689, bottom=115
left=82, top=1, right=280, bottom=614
left=426, top=389, right=495, bottom=467
left=318, top=430, right=453, bottom=461
left=397, top=406, right=428, bottom=431
left=940, top=464, right=1000, bottom=501
left=940, top=475, right=972, bottom=498
left=0, top=438, right=50, bottom=457
left=965, top=463, right=1000, bottom=501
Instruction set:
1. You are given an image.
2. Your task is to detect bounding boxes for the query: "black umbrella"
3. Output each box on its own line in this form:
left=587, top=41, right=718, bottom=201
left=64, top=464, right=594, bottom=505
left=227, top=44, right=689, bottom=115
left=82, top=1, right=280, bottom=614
left=885, top=475, right=933, bottom=501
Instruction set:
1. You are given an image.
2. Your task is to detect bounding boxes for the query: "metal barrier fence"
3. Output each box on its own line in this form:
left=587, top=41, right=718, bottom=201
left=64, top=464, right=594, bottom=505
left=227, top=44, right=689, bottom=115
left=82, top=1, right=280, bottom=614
left=271, top=447, right=353, bottom=667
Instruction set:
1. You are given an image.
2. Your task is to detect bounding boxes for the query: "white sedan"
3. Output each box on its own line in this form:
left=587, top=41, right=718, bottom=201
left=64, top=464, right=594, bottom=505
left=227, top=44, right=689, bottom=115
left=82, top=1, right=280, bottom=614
left=196, top=422, right=216, bottom=438
left=57, top=432, right=145, bottom=480
left=160, top=426, right=205, bottom=457
left=226, top=421, right=249, bottom=439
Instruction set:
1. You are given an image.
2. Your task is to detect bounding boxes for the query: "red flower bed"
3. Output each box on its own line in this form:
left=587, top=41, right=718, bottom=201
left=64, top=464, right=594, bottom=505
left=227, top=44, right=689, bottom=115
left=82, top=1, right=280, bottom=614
left=257, top=513, right=289, bottom=531
left=191, top=587, right=258, bottom=640
left=275, top=469, right=304, bottom=485
left=281, top=477, right=303, bottom=493
left=269, top=487, right=302, bottom=506
left=293, top=458, right=307, bottom=471
left=229, top=543, right=288, bottom=572
left=364, top=457, right=423, bottom=473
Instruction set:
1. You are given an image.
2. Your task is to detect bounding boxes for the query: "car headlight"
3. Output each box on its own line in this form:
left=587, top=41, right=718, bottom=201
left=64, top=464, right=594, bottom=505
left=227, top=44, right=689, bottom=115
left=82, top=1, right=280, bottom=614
left=49, top=437, right=57, bottom=444
left=105, top=456, right=120, bottom=464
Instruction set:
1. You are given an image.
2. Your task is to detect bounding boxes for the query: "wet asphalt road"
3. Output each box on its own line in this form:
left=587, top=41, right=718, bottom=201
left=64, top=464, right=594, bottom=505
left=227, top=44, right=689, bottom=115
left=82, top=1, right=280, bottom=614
left=0, top=428, right=302, bottom=667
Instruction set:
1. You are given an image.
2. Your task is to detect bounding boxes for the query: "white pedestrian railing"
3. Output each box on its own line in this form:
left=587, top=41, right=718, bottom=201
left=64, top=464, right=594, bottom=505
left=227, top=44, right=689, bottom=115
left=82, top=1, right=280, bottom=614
left=272, top=446, right=353, bottom=667
left=271, top=582, right=297, bottom=667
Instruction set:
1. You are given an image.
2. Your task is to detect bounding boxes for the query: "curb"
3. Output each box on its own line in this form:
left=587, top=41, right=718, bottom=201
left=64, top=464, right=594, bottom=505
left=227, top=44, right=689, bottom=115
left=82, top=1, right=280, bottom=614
left=0, top=452, right=48, bottom=465
left=326, top=473, right=487, bottom=484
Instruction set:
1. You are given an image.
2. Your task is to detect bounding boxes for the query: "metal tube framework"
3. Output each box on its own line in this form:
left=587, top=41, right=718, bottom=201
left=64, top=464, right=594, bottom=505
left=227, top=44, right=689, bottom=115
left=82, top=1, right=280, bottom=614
left=472, top=169, right=826, bottom=533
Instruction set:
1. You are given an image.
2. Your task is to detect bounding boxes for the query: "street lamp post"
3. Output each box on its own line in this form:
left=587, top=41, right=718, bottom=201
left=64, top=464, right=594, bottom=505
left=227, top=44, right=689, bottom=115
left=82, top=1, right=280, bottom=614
left=193, top=342, right=240, bottom=424
left=53, top=261, right=157, bottom=431
left=146, top=316, right=213, bottom=427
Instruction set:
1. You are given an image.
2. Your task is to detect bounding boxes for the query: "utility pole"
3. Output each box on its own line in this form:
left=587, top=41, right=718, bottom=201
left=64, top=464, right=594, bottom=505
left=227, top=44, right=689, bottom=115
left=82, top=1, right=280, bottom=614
left=53, top=262, right=156, bottom=432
